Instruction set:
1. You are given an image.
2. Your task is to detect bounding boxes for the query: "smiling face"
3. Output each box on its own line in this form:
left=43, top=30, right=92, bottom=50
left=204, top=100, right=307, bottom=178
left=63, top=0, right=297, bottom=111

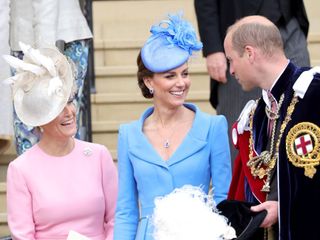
left=41, top=102, right=77, bottom=140
left=224, top=35, right=257, bottom=91
left=144, top=63, right=191, bottom=108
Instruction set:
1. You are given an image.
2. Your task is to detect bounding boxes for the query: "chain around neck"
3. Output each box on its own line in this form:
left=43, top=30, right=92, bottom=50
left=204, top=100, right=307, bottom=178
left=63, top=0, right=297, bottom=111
left=153, top=108, right=186, bottom=149
left=247, top=94, right=299, bottom=192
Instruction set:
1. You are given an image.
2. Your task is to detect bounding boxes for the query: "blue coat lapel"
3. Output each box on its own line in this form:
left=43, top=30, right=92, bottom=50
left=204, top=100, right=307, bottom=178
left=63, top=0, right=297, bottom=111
left=167, top=104, right=209, bottom=166
left=127, top=112, right=168, bottom=168
left=126, top=103, right=210, bottom=168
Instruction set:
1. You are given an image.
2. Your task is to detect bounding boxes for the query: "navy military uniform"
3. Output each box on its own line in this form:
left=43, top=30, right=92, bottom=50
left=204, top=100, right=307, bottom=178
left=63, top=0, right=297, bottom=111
left=229, top=62, right=320, bottom=239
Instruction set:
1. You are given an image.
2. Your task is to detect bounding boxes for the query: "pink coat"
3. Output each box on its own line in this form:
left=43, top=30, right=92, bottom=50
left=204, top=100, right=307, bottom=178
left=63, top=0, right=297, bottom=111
left=7, top=139, right=118, bottom=240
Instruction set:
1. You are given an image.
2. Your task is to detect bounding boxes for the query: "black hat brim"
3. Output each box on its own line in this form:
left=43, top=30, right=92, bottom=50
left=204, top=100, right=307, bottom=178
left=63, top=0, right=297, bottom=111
left=217, top=200, right=267, bottom=240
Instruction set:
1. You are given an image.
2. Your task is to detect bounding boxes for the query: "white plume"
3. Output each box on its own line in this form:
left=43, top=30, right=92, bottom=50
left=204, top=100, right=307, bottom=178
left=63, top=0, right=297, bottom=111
left=2, top=55, right=44, bottom=75
left=2, top=75, right=19, bottom=85
left=152, top=185, right=236, bottom=240
left=19, top=42, right=57, bottom=77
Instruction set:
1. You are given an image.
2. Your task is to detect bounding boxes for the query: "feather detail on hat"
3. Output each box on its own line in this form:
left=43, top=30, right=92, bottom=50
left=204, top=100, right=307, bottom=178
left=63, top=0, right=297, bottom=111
left=149, top=12, right=203, bottom=55
left=19, top=42, right=57, bottom=77
left=2, top=55, right=44, bottom=76
left=2, top=42, right=74, bottom=126
left=152, top=185, right=236, bottom=240
left=4, top=43, right=59, bottom=97
left=141, top=12, right=203, bottom=73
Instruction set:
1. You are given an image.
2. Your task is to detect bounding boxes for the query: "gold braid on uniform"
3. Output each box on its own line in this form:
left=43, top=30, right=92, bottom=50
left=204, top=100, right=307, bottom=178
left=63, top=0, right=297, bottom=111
left=247, top=94, right=299, bottom=192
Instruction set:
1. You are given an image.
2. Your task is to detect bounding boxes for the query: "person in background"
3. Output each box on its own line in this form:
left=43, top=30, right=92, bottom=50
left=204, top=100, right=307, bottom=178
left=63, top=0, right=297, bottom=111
left=224, top=15, right=320, bottom=239
left=0, top=0, right=13, bottom=154
left=114, top=13, right=231, bottom=240
left=9, top=0, right=93, bottom=155
left=194, top=0, right=310, bottom=161
left=5, top=43, right=117, bottom=240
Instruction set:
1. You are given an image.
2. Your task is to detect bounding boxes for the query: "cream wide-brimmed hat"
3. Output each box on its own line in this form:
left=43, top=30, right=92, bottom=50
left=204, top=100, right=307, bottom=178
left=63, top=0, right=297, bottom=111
left=3, top=42, right=74, bottom=127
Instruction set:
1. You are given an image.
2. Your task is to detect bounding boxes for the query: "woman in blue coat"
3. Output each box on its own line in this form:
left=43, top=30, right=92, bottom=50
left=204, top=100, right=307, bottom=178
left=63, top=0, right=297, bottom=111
left=114, top=13, right=232, bottom=240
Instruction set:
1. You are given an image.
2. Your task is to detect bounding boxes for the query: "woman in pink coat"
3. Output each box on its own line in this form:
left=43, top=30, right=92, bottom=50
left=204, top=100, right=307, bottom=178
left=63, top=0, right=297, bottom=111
left=5, top=43, right=118, bottom=240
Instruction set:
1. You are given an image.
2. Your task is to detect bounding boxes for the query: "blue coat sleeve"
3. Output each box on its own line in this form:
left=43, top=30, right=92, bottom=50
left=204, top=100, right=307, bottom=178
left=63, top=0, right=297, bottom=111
left=209, top=115, right=232, bottom=204
left=114, top=124, right=139, bottom=240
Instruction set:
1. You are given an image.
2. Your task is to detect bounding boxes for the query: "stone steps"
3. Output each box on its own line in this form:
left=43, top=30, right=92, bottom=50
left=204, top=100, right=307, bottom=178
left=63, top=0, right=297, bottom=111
left=94, top=63, right=207, bottom=92
left=0, top=183, right=9, bottom=236
left=308, top=34, right=320, bottom=65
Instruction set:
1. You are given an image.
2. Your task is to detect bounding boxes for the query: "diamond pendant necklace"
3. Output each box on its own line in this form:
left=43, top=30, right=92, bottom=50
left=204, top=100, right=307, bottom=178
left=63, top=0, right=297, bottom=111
left=155, top=116, right=180, bottom=149
left=164, top=139, right=170, bottom=148
left=157, top=124, right=177, bottom=149
left=154, top=108, right=188, bottom=149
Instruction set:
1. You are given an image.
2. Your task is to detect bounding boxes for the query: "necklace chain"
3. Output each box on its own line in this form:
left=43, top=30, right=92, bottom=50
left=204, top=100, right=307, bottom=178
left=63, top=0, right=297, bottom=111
left=156, top=121, right=179, bottom=149
left=153, top=109, right=191, bottom=149
left=247, top=94, right=299, bottom=192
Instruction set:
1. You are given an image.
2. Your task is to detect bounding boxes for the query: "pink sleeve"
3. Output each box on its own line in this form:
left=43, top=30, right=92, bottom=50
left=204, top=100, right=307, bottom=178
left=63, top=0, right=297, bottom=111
left=100, top=146, right=118, bottom=240
left=7, top=162, right=36, bottom=240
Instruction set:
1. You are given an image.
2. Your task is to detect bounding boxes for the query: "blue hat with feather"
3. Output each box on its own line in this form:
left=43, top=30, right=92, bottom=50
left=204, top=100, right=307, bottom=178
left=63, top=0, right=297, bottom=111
left=141, top=12, right=203, bottom=73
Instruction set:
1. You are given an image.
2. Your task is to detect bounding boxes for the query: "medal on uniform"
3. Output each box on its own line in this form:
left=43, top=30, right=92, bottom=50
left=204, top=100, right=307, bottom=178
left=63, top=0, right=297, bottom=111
left=286, top=122, right=320, bottom=178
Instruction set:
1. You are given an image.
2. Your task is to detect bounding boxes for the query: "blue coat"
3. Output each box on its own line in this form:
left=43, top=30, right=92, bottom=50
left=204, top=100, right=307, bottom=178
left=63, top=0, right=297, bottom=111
left=114, top=103, right=231, bottom=240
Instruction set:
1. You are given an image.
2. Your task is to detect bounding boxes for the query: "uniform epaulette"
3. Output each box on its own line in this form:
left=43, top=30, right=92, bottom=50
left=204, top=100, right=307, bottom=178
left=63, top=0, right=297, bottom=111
left=231, top=100, right=257, bottom=147
left=236, top=100, right=257, bottom=134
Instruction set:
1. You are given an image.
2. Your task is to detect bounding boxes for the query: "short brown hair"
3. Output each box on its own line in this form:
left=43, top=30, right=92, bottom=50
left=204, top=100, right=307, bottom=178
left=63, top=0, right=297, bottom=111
left=137, top=51, right=154, bottom=98
left=229, top=22, right=284, bottom=57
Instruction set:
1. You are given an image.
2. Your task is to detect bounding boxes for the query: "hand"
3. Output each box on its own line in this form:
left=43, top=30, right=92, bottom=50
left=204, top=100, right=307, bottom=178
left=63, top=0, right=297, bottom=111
left=250, top=200, right=278, bottom=228
left=206, top=52, right=227, bottom=83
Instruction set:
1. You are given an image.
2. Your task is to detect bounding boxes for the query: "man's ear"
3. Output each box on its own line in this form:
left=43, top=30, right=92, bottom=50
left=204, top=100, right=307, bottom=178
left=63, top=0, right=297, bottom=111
left=244, top=45, right=255, bottom=63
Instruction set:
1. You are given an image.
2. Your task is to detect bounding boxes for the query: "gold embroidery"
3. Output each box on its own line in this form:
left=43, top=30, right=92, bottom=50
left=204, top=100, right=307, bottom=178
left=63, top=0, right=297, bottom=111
left=286, top=122, right=320, bottom=178
left=247, top=95, right=299, bottom=192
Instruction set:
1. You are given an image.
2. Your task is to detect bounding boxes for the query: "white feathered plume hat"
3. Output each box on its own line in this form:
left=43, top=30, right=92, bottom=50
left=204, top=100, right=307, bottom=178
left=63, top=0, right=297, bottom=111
left=152, top=185, right=236, bottom=240
left=3, top=42, right=74, bottom=127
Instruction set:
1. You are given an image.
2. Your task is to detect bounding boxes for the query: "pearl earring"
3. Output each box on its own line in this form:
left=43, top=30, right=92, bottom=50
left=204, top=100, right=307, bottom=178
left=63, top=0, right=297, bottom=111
left=149, top=88, right=154, bottom=94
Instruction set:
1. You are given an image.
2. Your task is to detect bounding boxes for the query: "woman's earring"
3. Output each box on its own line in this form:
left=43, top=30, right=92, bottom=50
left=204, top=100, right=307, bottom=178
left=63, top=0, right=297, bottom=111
left=39, top=127, right=44, bottom=133
left=149, top=88, right=154, bottom=94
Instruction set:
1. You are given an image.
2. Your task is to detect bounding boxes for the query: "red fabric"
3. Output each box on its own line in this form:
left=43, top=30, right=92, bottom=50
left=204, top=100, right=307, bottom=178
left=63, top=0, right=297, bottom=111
left=228, top=122, right=266, bottom=203
left=228, top=153, right=246, bottom=201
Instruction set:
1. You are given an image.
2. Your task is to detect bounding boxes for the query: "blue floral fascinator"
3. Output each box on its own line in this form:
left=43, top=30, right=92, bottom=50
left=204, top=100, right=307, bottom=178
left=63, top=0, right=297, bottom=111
left=141, top=12, right=203, bottom=73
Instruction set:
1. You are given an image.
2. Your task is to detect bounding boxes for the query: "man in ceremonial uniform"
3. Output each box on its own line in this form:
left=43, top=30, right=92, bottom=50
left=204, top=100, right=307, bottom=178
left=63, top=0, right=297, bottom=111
left=224, top=15, right=320, bottom=239
left=194, top=0, right=310, bottom=162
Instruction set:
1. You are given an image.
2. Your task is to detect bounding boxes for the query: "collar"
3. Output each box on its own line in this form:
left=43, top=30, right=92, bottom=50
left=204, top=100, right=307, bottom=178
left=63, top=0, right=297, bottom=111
left=262, top=60, right=289, bottom=108
left=252, top=62, right=299, bottom=154
left=262, top=90, right=274, bottom=109
left=128, top=103, right=210, bottom=167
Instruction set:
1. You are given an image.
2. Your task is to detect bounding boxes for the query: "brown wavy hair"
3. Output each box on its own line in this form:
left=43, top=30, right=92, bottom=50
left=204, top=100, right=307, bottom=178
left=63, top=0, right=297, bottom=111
left=137, top=51, right=154, bottom=98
